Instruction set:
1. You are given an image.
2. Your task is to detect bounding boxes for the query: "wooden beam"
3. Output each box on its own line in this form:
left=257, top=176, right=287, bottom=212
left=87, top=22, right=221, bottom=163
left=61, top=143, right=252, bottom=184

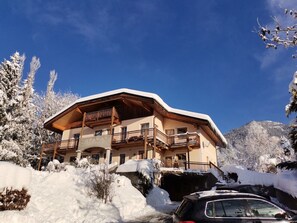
left=144, top=129, right=148, bottom=159
left=110, top=107, right=115, bottom=146
left=80, top=112, right=86, bottom=141
left=141, top=102, right=152, bottom=113
left=53, top=142, right=58, bottom=160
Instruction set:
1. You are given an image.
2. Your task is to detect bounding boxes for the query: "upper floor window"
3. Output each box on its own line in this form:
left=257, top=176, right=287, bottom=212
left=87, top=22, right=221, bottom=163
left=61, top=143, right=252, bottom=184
left=74, top=133, right=80, bottom=139
left=141, top=123, right=149, bottom=135
left=177, top=127, right=187, bottom=134
left=95, top=130, right=103, bottom=136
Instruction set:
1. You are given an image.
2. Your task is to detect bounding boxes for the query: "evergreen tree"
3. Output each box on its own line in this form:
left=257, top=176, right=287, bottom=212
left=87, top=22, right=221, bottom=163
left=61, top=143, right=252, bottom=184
left=0, top=52, right=26, bottom=165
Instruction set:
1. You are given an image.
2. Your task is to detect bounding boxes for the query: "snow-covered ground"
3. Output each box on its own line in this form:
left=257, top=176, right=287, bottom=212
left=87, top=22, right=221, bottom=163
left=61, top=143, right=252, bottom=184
left=0, top=162, right=174, bottom=223
left=222, top=165, right=297, bottom=198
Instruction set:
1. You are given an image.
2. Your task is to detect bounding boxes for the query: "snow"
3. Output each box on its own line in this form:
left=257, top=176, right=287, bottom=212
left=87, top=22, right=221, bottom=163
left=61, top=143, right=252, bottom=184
left=44, top=88, right=227, bottom=145
left=274, top=169, right=297, bottom=198
left=116, top=159, right=156, bottom=180
left=0, top=162, right=172, bottom=223
left=222, top=165, right=275, bottom=186
left=222, top=164, right=297, bottom=199
left=0, top=162, right=31, bottom=190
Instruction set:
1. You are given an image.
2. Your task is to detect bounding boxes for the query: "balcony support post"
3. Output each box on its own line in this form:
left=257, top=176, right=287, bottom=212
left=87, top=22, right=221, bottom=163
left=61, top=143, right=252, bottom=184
left=144, top=129, right=148, bottom=159
left=153, top=125, right=157, bottom=158
left=76, top=112, right=86, bottom=160
left=53, top=141, right=58, bottom=160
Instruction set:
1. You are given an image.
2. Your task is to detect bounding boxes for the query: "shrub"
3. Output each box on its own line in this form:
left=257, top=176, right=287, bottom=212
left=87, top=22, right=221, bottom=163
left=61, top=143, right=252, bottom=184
left=46, top=159, right=65, bottom=172
left=0, top=187, right=31, bottom=211
left=88, top=168, right=114, bottom=204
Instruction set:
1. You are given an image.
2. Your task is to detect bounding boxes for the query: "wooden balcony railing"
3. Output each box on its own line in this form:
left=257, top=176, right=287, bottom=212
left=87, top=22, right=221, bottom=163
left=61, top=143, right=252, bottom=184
left=112, top=128, right=200, bottom=148
left=162, top=160, right=225, bottom=175
left=42, top=139, right=77, bottom=153
left=85, top=109, right=113, bottom=122
left=85, top=108, right=120, bottom=127
left=42, top=128, right=200, bottom=154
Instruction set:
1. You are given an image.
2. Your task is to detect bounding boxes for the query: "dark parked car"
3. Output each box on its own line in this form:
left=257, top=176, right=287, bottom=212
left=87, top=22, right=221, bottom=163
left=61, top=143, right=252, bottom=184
left=173, top=190, right=297, bottom=223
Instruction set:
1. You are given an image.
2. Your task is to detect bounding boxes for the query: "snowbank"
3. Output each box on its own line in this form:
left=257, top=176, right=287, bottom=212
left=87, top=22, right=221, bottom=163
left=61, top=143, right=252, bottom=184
left=0, top=163, right=164, bottom=223
left=111, top=175, right=151, bottom=220
left=222, top=165, right=275, bottom=186
left=146, top=185, right=171, bottom=208
left=274, top=170, right=297, bottom=198
left=116, top=159, right=156, bottom=180
left=0, top=162, right=31, bottom=190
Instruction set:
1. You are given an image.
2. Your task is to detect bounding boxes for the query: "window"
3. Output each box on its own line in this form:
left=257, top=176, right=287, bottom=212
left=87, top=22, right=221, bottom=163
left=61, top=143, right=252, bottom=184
left=247, top=199, right=286, bottom=218
left=120, top=154, right=125, bottom=165
left=206, top=199, right=249, bottom=218
left=176, top=153, right=186, bottom=161
left=91, top=154, right=100, bottom=160
left=138, top=151, right=144, bottom=159
left=74, top=133, right=80, bottom=139
left=121, top=127, right=127, bottom=141
left=95, top=130, right=102, bottom=136
left=141, top=123, right=149, bottom=135
left=177, top=127, right=187, bottom=134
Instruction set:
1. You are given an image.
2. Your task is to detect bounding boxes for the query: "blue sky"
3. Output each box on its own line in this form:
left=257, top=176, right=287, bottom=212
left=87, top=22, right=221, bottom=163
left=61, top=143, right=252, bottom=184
left=1, top=0, right=297, bottom=133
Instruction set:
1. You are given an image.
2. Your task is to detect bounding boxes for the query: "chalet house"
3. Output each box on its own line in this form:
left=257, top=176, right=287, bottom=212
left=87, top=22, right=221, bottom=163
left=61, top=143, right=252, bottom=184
left=40, top=89, right=227, bottom=170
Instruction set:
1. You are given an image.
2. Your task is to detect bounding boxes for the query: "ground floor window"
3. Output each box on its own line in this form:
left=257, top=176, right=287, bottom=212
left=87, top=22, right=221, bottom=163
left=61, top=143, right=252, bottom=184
left=70, top=156, right=76, bottom=163
left=120, top=154, right=125, bottom=165
left=175, top=153, right=187, bottom=168
left=165, top=156, right=173, bottom=167
left=138, top=150, right=144, bottom=159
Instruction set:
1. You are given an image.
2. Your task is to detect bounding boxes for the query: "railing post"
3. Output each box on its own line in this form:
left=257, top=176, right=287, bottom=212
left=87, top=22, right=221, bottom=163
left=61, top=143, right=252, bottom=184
left=153, top=125, right=157, bottom=158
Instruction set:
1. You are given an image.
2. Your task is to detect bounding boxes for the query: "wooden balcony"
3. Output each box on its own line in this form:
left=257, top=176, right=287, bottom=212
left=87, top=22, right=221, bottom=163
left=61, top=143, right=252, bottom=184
left=111, top=128, right=200, bottom=149
left=41, top=128, right=200, bottom=155
left=42, top=139, right=77, bottom=154
left=85, top=108, right=120, bottom=128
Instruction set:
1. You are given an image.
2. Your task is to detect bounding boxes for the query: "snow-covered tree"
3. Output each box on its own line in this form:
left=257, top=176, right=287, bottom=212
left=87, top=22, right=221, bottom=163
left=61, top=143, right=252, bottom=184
left=0, top=52, right=27, bottom=165
left=258, top=9, right=297, bottom=159
left=32, top=71, right=79, bottom=162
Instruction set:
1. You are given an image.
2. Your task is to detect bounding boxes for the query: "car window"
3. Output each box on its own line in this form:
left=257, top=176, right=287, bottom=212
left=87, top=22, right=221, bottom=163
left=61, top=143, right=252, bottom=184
left=247, top=199, right=287, bottom=218
left=206, top=199, right=250, bottom=218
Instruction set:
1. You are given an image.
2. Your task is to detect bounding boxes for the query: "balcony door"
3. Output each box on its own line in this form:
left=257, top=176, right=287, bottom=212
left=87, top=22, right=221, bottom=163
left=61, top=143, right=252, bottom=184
left=74, top=133, right=80, bottom=149
left=141, top=123, right=149, bottom=136
left=121, top=127, right=127, bottom=141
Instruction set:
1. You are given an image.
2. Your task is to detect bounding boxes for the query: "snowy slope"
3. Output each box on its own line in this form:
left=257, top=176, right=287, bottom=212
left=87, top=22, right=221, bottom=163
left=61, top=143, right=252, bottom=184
left=0, top=163, right=172, bottom=223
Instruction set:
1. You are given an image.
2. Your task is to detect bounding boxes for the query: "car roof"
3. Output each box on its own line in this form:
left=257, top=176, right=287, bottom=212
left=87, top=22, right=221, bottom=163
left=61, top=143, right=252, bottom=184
left=184, top=190, right=266, bottom=201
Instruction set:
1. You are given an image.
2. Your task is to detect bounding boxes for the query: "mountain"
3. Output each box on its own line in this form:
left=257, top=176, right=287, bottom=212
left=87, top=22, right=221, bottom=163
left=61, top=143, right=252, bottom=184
left=218, top=121, right=293, bottom=172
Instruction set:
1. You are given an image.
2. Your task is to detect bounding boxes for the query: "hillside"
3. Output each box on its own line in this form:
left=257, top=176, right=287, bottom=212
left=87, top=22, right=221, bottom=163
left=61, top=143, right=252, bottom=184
left=218, top=121, right=293, bottom=171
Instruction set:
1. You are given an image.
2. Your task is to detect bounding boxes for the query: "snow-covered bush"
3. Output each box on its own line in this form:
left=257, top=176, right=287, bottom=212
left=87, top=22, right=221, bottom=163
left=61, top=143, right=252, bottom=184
left=0, top=187, right=30, bottom=211
left=46, top=159, right=65, bottom=172
left=77, top=158, right=91, bottom=168
left=0, top=140, right=27, bottom=166
left=88, top=169, right=114, bottom=203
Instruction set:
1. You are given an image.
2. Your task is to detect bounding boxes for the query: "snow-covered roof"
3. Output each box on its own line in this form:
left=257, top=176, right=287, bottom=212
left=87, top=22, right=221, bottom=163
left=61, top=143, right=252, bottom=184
left=45, top=88, right=227, bottom=145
